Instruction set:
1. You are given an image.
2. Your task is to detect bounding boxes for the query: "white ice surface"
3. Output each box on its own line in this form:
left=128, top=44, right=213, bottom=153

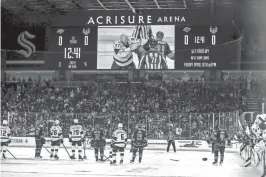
left=0, top=147, right=262, bottom=177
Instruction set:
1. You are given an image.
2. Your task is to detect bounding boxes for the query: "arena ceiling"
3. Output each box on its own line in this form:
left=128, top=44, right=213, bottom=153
left=2, top=0, right=236, bottom=12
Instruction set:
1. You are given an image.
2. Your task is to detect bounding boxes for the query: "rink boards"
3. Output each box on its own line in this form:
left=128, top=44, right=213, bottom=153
left=8, top=137, right=239, bottom=152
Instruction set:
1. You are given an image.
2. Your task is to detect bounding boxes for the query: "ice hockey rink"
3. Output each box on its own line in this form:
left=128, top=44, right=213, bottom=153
left=1, top=147, right=262, bottom=177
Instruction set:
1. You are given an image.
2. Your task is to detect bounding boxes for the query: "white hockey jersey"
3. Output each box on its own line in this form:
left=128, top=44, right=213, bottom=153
left=69, top=125, right=84, bottom=141
left=113, top=37, right=138, bottom=67
left=0, top=126, right=11, bottom=143
left=50, top=126, right=62, bottom=141
left=112, top=129, right=127, bottom=147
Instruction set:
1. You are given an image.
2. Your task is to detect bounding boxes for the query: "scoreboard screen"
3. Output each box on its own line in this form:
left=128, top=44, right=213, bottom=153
left=46, top=24, right=240, bottom=70
left=47, top=27, right=98, bottom=70
left=175, top=25, right=239, bottom=70
left=5, top=9, right=243, bottom=70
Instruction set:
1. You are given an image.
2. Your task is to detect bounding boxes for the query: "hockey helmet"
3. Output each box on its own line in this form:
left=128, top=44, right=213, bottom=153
left=73, top=119, right=78, bottom=124
left=55, top=120, right=60, bottom=125
left=118, top=123, right=123, bottom=129
left=135, top=124, right=141, bottom=129
left=2, top=120, right=8, bottom=125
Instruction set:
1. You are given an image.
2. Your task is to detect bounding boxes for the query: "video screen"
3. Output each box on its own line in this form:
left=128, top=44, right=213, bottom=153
left=97, top=25, right=175, bottom=70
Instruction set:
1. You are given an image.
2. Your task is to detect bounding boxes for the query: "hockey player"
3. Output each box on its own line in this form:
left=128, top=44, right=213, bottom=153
left=166, top=129, right=176, bottom=153
left=208, top=126, right=220, bottom=153
left=69, top=119, right=84, bottom=160
left=110, top=123, right=127, bottom=165
left=142, top=31, right=175, bottom=60
left=112, top=34, right=140, bottom=69
left=50, top=120, right=63, bottom=159
left=35, top=124, right=45, bottom=158
left=0, top=120, right=11, bottom=159
left=91, top=124, right=106, bottom=162
left=138, top=31, right=174, bottom=69
left=130, top=124, right=147, bottom=164
left=211, top=129, right=231, bottom=165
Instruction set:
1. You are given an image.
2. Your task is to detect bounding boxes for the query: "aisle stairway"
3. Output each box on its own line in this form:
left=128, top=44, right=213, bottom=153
left=246, top=99, right=260, bottom=112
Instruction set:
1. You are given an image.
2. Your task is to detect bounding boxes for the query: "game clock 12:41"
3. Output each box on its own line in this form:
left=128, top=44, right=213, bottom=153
left=48, top=27, right=98, bottom=70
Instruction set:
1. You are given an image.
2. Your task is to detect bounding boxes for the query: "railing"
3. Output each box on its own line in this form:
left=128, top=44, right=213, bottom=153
left=6, top=111, right=239, bottom=140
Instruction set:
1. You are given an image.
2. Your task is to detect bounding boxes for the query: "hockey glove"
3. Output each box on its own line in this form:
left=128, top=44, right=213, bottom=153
left=69, top=138, right=72, bottom=143
left=227, top=140, right=231, bottom=145
left=82, top=138, right=85, bottom=142
left=61, top=139, right=64, bottom=144
left=129, top=38, right=140, bottom=51
left=101, top=139, right=106, bottom=147
left=90, top=140, right=95, bottom=147
left=8, top=139, right=11, bottom=144
left=110, top=143, right=114, bottom=149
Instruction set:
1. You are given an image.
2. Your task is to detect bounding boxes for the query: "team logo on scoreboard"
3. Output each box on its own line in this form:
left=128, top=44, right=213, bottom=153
left=57, top=29, right=65, bottom=34
left=82, top=28, right=90, bottom=35
left=210, top=26, right=218, bottom=34
left=16, top=31, right=36, bottom=58
left=183, top=27, right=191, bottom=33
left=70, top=36, right=77, bottom=44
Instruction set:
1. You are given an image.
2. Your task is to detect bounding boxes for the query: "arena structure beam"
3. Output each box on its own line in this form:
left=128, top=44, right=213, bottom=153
left=23, top=6, right=34, bottom=11
left=96, top=0, right=109, bottom=10
left=182, top=0, right=187, bottom=8
left=72, top=0, right=82, bottom=9
left=124, top=0, right=136, bottom=13
left=154, top=0, right=161, bottom=8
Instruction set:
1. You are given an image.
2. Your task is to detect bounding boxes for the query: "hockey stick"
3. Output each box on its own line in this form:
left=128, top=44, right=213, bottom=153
left=62, top=143, right=71, bottom=159
left=43, top=146, right=52, bottom=155
left=83, top=140, right=87, bottom=159
left=170, top=159, right=179, bottom=162
left=7, top=149, right=17, bottom=159
left=103, top=150, right=112, bottom=162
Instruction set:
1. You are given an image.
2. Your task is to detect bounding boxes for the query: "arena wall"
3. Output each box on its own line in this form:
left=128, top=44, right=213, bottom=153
left=9, top=137, right=238, bottom=153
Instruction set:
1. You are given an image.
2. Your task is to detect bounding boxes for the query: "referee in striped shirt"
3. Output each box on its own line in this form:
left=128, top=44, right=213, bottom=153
left=167, top=129, right=176, bottom=152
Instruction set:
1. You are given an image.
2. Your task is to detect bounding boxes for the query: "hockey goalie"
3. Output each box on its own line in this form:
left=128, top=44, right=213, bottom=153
left=111, top=34, right=140, bottom=70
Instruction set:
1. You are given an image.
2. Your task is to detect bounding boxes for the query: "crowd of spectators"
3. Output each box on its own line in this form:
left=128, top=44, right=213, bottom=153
left=1, top=73, right=266, bottom=140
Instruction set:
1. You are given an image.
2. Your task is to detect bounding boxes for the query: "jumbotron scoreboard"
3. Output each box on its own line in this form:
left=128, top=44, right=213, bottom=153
left=46, top=25, right=240, bottom=70
left=48, top=27, right=98, bottom=70
left=5, top=9, right=242, bottom=70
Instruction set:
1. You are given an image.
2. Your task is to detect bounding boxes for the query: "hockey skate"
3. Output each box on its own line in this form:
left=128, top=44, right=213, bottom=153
left=120, top=160, right=123, bottom=164
left=2, top=154, right=6, bottom=159
left=78, top=155, right=84, bottom=160
left=212, top=160, right=218, bottom=165
left=70, top=155, right=76, bottom=160
left=35, top=156, right=42, bottom=159
left=54, top=155, right=59, bottom=160
left=50, top=154, right=53, bottom=158
left=220, top=161, right=223, bottom=165
left=110, top=160, right=116, bottom=165
left=99, top=158, right=105, bottom=163
left=130, top=160, right=134, bottom=164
